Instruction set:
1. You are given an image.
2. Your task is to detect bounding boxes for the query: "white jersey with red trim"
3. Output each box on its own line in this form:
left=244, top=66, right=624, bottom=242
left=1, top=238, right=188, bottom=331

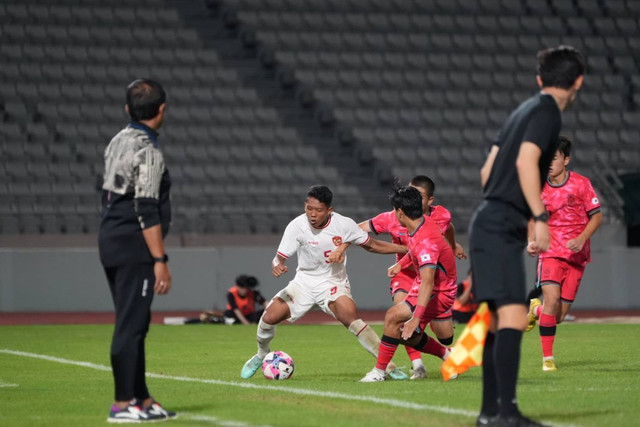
left=276, top=212, right=370, bottom=285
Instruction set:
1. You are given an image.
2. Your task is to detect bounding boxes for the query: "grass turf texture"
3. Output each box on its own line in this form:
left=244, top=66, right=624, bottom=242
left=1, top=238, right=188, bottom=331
left=0, top=322, right=638, bottom=426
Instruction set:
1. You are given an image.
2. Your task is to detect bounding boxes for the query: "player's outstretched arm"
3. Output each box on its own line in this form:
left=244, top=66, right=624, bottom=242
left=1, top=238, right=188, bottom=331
left=361, top=238, right=407, bottom=255
left=328, top=242, right=351, bottom=263
left=271, top=254, right=289, bottom=277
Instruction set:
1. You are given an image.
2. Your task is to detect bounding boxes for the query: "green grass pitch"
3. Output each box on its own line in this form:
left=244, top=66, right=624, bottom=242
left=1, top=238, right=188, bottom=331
left=1, top=322, right=638, bottom=426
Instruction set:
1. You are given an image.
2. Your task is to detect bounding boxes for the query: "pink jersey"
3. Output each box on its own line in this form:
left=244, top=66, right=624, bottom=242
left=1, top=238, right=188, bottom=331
left=540, top=171, right=601, bottom=266
left=369, top=205, right=452, bottom=264
left=406, top=216, right=457, bottom=298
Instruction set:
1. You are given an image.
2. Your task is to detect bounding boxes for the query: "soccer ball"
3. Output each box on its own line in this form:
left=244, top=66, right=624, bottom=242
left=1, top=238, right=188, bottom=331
left=262, top=351, right=295, bottom=380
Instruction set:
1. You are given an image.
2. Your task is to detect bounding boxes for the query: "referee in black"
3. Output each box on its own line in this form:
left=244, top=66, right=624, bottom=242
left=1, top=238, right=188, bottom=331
left=99, top=79, right=176, bottom=423
left=469, top=46, right=585, bottom=427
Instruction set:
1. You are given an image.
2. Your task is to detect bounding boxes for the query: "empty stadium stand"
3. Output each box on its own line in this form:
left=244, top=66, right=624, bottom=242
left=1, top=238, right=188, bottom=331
left=1, top=0, right=638, bottom=235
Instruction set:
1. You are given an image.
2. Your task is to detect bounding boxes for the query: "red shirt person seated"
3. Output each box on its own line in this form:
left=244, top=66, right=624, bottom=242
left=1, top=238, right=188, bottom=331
left=224, top=275, right=266, bottom=325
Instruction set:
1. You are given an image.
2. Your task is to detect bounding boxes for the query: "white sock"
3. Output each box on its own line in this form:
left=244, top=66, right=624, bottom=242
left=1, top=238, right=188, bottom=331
left=348, top=319, right=380, bottom=358
left=412, top=358, right=425, bottom=370
left=256, top=319, right=275, bottom=359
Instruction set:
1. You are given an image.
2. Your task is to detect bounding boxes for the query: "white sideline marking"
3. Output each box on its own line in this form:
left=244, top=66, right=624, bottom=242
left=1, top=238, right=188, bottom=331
left=0, top=348, right=473, bottom=417
left=183, top=413, right=272, bottom=427
left=0, top=348, right=576, bottom=426
left=0, top=381, right=18, bottom=387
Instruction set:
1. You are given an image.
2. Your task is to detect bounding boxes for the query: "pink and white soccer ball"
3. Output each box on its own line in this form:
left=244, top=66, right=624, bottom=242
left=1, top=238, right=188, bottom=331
left=262, top=351, right=295, bottom=380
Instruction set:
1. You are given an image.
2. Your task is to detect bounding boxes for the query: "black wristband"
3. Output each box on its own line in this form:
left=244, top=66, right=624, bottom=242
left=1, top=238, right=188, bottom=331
left=153, top=254, right=169, bottom=263
left=533, top=212, right=549, bottom=223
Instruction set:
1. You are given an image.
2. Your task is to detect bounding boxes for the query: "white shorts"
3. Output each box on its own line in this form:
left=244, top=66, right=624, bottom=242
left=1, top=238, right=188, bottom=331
left=273, top=278, right=354, bottom=322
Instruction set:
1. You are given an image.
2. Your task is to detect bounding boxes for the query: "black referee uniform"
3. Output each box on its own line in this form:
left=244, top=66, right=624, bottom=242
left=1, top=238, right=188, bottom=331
left=98, top=121, right=171, bottom=402
left=470, top=93, right=559, bottom=305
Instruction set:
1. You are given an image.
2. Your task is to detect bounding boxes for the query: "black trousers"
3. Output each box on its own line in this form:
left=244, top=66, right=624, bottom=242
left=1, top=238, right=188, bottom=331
left=104, top=263, right=155, bottom=402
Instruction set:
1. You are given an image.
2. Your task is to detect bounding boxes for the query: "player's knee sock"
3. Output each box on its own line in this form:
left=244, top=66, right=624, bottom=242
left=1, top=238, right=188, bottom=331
left=437, top=335, right=454, bottom=346
left=539, top=313, right=557, bottom=358
left=256, top=319, right=275, bottom=359
left=405, top=345, right=423, bottom=363
left=480, top=331, right=498, bottom=416
left=375, top=335, right=399, bottom=371
left=348, top=319, right=380, bottom=358
left=535, top=304, right=543, bottom=318
left=495, top=328, right=522, bottom=417
left=412, top=333, right=447, bottom=359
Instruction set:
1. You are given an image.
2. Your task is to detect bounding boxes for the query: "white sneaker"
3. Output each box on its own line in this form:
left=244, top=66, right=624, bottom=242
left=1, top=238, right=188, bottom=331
left=360, top=368, right=386, bottom=382
left=410, top=365, right=427, bottom=380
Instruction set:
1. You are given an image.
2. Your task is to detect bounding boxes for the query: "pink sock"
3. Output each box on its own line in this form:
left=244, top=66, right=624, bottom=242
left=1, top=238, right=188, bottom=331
left=539, top=312, right=557, bottom=358
left=416, top=335, right=446, bottom=359
left=405, top=345, right=422, bottom=361
left=375, top=341, right=398, bottom=371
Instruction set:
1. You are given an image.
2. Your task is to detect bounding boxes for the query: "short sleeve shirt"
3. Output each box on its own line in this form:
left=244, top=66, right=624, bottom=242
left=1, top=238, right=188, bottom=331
left=277, top=212, right=370, bottom=284
left=406, top=216, right=457, bottom=295
left=540, top=171, right=601, bottom=266
left=483, top=93, right=561, bottom=216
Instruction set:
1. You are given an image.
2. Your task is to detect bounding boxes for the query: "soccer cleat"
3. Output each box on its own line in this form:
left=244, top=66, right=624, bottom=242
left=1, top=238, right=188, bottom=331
left=410, top=365, right=427, bottom=380
left=526, top=298, right=542, bottom=332
left=495, top=413, right=549, bottom=427
left=476, top=413, right=499, bottom=427
left=542, top=358, right=557, bottom=372
left=241, top=354, right=263, bottom=379
left=107, top=403, right=165, bottom=423
left=387, top=367, right=409, bottom=380
left=360, top=368, right=386, bottom=382
left=144, top=399, right=177, bottom=419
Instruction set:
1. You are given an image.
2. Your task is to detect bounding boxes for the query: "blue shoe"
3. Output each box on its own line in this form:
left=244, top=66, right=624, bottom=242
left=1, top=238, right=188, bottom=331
left=387, top=367, right=409, bottom=380
left=241, top=354, right=263, bottom=379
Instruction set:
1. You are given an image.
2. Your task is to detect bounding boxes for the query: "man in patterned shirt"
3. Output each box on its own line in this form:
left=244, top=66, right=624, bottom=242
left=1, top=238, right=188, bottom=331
left=360, top=186, right=457, bottom=382
left=240, top=185, right=409, bottom=380
left=99, top=79, right=175, bottom=423
left=526, top=136, right=602, bottom=371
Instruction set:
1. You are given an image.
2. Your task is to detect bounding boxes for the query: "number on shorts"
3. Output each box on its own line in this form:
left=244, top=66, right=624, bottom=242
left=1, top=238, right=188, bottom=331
left=330, top=286, right=337, bottom=295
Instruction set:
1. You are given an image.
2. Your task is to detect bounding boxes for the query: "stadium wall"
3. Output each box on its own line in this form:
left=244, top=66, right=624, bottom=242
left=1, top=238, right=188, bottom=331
left=0, top=225, right=638, bottom=312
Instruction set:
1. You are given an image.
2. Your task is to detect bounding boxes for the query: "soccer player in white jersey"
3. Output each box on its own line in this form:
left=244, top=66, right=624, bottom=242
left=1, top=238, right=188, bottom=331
left=241, top=185, right=409, bottom=380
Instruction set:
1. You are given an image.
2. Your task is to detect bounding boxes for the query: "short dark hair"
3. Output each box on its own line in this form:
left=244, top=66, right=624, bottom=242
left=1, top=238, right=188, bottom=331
left=307, top=185, right=333, bottom=207
left=235, top=274, right=258, bottom=288
left=389, top=186, right=423, bottom=220
left=410, top=175, right=435, bottom=198
left=126, top=79, right=166, bottom=121
left=557, top=135, right=572, bottom=158
left=536, top=45, right=585, bottom=89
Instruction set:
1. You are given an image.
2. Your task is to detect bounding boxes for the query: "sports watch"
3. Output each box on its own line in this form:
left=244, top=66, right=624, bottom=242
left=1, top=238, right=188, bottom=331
left=532, top=212, right=549, bottom=223
left=153, top=254, right=169, bottom=263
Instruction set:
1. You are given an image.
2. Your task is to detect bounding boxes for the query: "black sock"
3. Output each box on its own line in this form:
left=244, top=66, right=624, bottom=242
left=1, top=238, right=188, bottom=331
left=480, top=331, right=498, bottom=416
left=495, top=328, right=523, bottom=417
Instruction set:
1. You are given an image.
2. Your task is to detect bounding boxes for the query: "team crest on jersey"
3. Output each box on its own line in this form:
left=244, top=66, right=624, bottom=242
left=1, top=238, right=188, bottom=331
left=332, top=236, right=343, bottom=246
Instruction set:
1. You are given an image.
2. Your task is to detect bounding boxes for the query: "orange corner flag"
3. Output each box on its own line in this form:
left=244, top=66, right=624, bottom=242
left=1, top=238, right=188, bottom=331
left=441, top=302, right=491, bottom=381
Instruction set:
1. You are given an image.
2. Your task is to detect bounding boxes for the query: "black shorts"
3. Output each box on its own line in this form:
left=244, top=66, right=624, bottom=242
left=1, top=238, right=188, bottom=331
left=469, top=200, right=528, bottom=307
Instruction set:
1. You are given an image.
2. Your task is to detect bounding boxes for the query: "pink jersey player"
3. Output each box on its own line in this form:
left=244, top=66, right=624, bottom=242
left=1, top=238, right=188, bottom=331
left=369, top=204, right=452, bottom=294
left=527, top=137, right=603, bottom=373
left=404, top=216, right=458, bottom=326
left=540, top=171, right=601, bottom=267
